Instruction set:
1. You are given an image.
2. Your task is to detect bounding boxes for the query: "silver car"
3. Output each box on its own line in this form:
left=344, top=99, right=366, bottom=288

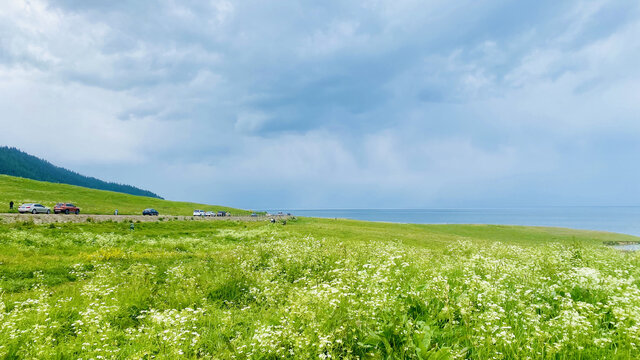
left=19, top=203, right=51, bottom=214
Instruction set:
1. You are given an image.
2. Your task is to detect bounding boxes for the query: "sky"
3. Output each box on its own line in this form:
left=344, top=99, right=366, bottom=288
left=1, top=0, right=640, bottom=209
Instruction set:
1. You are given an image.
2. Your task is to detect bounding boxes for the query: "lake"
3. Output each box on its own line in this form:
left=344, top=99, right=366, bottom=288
left=270, top=207, right=640, bottom=236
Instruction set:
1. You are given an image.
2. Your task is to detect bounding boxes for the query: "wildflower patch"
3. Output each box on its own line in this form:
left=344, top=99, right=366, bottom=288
left=0, top=219, right=639, bottom=358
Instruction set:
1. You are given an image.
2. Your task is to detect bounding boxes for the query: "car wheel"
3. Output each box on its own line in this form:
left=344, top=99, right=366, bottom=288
left=32, top=209, right=37, bottom=214
left=76, top=210, right=80, bottom=214
left=65, top=209, right=70, bottom=214
left=46, top=210, right=50, bottom=214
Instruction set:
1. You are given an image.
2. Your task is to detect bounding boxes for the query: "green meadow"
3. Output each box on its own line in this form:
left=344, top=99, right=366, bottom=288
left=0, top=175, right=251, bottom=216
left=1, top=216, right=640, bottom=359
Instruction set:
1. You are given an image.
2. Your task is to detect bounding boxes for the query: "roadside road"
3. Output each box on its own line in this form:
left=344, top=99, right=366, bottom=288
left=0, top=213, right=291, bottom=224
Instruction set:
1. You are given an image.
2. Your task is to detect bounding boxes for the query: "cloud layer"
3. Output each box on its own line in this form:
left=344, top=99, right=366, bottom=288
left=1, top=0, right=639, bottom=208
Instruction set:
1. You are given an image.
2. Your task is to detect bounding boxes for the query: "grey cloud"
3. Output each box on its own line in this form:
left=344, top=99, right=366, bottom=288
left=2, top=0, right=640, bottom=207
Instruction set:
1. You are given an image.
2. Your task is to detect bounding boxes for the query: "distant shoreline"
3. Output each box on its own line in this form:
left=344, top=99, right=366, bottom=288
left=269, top=207, right=640, bottom=236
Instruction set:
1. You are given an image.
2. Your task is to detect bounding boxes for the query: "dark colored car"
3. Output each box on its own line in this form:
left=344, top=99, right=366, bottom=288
left=142, top=208, right=159, bottom=216
left=217, top=211, right=227, bottom=217
left=54, top=203, right=80, bottom=214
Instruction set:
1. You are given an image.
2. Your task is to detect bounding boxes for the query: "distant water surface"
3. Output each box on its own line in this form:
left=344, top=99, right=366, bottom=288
left=612, top=244, right=640, bottom=251
left=269, top=208, right=640, bottom=236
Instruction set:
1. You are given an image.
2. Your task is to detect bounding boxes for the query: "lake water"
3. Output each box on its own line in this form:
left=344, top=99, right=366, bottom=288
left=270, top=207, right=640, bottom=236
left=612, top=244, right=640, bottom=251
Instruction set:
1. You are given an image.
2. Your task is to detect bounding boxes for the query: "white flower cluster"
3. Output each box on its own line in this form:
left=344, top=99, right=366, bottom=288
left=1, top=226, right=640, bottom=359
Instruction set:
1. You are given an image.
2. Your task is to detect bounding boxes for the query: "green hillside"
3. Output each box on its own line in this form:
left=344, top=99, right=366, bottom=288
left=0, top=174, right=250, bottom=215
left=0, top=146, right=162, bottom=198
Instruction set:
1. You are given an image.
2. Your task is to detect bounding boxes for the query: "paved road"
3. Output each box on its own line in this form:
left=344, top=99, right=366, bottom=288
left=0, top=213, right=291, bottom=224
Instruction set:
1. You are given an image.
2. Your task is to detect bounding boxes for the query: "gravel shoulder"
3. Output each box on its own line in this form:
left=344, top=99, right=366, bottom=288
left=0, top=213, right=290, bottom=224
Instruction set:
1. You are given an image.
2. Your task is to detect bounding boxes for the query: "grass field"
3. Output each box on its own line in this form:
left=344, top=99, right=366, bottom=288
left=1, top=216, right=640, bottom=359
left=0, top=175, right=251, bottom=216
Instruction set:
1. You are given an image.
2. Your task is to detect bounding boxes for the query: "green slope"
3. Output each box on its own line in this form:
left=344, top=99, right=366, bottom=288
left=0, top=146, right=162, bottom=198
left=0, top=174, right=251, bottom=215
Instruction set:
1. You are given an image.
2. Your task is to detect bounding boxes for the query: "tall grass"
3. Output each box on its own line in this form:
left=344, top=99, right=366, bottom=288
left=1, top=219, right=639, bottom=358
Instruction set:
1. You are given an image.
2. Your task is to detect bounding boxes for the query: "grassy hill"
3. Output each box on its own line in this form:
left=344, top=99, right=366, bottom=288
left=0, top=174, right=251, bottom=215
left=0, top=146, right=162, bottom=198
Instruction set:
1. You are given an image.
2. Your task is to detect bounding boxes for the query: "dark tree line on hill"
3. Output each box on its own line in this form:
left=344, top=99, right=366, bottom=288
left=0, top=146, right=163, bottom=199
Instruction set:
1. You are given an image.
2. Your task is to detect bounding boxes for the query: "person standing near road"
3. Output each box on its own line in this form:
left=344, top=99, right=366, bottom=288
left=9, top=201, right=13, bottom=210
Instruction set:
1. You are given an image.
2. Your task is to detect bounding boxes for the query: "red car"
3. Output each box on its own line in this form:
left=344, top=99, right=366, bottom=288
left=54, top=203, right=80, bottom=214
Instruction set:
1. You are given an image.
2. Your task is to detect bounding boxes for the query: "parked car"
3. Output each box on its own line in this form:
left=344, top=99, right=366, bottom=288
left=19, top=203, right=51, bottom=214
left=193, top=209, right=205, bottom=216
left=142, top=208, right=159, bottom=216
left=205, top=211, right=215, bottom=217
left=251, top=213, right=258, bottom=217
left=217, top=211, right=227, bottom=217
left=54, top=203, right=80, bottom=214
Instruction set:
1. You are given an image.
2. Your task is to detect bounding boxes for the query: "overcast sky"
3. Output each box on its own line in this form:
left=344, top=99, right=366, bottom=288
left=1, top=0, right=639, bottom=209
